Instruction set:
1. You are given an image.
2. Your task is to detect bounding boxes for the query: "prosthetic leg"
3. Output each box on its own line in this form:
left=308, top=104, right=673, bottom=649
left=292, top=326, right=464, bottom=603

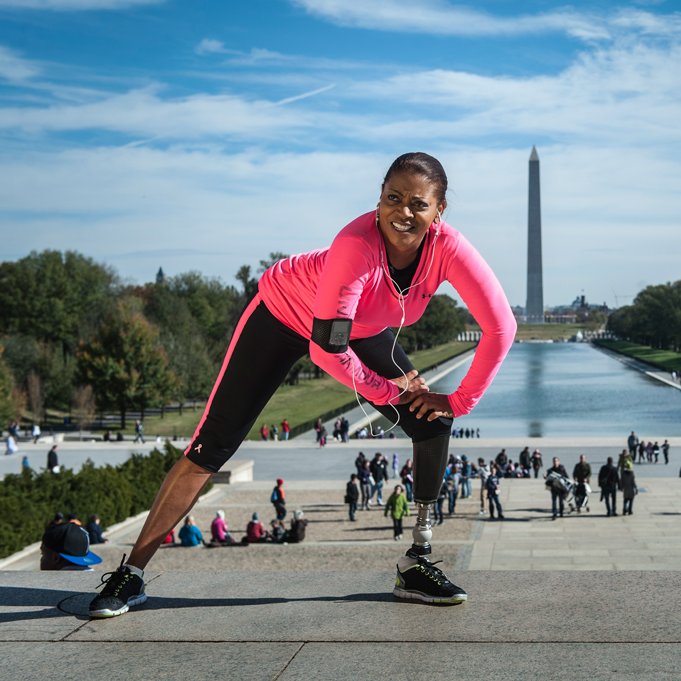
left=394, top=433, right=468, bottom=604
left=409, top=433, right=450, bottom=556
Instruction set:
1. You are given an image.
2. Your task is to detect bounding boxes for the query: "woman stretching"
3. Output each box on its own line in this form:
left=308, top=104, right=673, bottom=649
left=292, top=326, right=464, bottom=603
left=89, top=152, right=516, bottom=617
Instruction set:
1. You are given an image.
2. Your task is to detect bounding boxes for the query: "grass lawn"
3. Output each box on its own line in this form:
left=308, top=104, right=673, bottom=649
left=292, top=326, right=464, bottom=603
left=594, top=339, right=681, bottom=372
left=512, top=323, right=598, bottom=341
left=126, top=340, right=475, bottom=440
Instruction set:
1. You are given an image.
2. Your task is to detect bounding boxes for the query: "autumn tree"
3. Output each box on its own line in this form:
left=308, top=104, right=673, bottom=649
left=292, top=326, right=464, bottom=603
left=76, top=299, right=177, bottom=428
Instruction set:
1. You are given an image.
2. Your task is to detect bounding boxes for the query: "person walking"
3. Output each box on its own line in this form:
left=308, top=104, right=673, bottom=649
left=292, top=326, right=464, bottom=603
left=662, top=439, right=670, bottom=465
left=280, top=418, right=290, bottom=441
left=87, top=151, right=515, bottom=617
left=345, top=473, right=360, bottom=521
left=369, top=452, right=388, bottom=505
left=617, top=448, right=634, bottom=475
left=476, top=457, right=490, bottom=515
left=621, top=467, right=638, bottom=515
left=271, top=478, right=287, bottom=520
left=598, top=457, right=620, bottom=517
left=531, top=449, right=543, bottom=479
left=433, top=479, right=447, bottom=526
left=572, top=454, right=591, bottom=512
left=485, top=462, right=504, bottom=520
left=46, top=444, right=59, bottom=473
left=400, top=458, right=414, bottom=502
left=384, top=484, right=410, bottom=540
left=518, top=446, right=531, bottom=473
left=445, top=458, right=460, bottom=515
left=545, top=457, right=568, bottom=520
left=358, top=460, right=373, bottom=510
left=133, top=419, right=145, bottom=444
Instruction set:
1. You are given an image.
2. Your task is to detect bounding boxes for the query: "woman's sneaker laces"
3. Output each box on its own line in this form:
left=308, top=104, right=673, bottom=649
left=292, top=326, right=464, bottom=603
left=394, top=553, right=467, bottom=604
left=89, top=555, right=147, bottom=618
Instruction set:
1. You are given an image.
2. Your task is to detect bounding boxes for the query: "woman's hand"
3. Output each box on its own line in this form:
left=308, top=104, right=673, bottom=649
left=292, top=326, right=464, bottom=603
left=390, top=369, right=429, bottom=405
left=408, top=392, right=454, bottom=421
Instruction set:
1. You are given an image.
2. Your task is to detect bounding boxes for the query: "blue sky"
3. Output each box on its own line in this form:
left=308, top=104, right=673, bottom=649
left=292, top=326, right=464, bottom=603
left=0, top=0, right=679, bottom=309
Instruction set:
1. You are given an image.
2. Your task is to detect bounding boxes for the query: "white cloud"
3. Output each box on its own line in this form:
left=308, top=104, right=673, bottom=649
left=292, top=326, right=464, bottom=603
left=290, top=0, right=681, bottom=41
left=0, top=45, right=41, bottom=81
left=612, top=8, right=681, bottom=35
left=193, top=41, right=384, bottom=73
left=343, top=42, right=681, bottom=147
left=1, top=142, right=679, bottom=308
left=1, top=9, right=680, bottom=309
left=195, top=39, right=233, bottom=56
left=0, top=85, right=323, bottom=138
left=289, top=0, right=612, bottom=39
left=0, top=0, right=164, bottom=9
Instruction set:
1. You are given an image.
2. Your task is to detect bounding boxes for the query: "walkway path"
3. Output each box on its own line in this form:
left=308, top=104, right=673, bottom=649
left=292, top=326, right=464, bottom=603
left=2, top=470, right=680, bottom=679
left=466, top=476, right=681, bottom=570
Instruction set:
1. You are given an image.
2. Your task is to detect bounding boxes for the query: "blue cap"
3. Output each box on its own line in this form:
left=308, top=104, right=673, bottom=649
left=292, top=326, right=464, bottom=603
left=42, top=523, right=102, bottom=567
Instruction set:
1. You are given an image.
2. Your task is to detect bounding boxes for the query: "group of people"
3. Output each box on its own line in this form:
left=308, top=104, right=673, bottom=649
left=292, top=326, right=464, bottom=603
left=331, top=417, right=351, bottom=442
left=627, top=432, right=670, bottom=465
left=346, top=451, right=508, bottom=532
left=163, top=508, right=308, bottom=547
left=451, top=427, right=480, bottom=439
left=544, top=452, right=639, bottom=519
left=161, top=477, right=305, bottom=547
left=259, top=419, right=292, bottom=441
left=351, top=451, right=391, bottom=512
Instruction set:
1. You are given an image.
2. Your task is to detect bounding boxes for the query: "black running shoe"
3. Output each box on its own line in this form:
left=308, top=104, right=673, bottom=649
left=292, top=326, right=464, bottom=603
left=89, top=558, right=147, bottom=618
left=393, top=555, right=467, bottom=604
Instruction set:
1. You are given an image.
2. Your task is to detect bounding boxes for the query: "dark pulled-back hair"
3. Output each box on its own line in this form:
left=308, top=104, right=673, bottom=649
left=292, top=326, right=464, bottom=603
left=383, top=152, right=448, bottom=203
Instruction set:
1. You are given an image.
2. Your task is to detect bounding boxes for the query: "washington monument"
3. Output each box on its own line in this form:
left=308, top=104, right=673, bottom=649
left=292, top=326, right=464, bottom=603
left=525, top=146, right=544, bottom=323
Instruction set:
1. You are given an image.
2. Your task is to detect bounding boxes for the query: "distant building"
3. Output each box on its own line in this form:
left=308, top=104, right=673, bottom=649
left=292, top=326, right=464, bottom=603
left=156, top=267, right=165, bottom=285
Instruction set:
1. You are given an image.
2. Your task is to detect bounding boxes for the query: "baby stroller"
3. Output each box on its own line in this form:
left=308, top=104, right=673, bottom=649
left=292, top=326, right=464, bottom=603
left=573, top=481, right=591, bottom=513
left=545, top=470, right=577, bottom=514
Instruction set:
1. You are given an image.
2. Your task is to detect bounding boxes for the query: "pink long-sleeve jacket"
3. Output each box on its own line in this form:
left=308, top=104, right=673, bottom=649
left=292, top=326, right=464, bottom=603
left=258, top=210, right=516, bottom=416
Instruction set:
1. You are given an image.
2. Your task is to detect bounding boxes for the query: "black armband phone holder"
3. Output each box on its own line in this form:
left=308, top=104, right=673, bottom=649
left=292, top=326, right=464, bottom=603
left=311, top=317, right=352, bottom=353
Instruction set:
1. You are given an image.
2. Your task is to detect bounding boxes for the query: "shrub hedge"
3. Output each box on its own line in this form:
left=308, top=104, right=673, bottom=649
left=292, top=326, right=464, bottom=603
left=0, top=442, right=203, bottom=559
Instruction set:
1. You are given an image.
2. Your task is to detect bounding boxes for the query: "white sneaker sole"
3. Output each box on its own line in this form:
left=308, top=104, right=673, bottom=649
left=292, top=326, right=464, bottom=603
left=393, top=586, right=467, bottom=604
left=89, top=593, right=148, bottom=618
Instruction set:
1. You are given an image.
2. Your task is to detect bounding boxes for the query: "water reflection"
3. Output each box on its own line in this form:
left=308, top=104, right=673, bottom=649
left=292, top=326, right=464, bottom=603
left=374, top=343, right=681, bottom=438
left=525, top=343, right=547, bottom=437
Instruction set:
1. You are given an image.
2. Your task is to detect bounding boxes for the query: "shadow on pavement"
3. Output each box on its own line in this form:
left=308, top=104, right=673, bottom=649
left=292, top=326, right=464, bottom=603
left=0, top=585, right=409, bottom=623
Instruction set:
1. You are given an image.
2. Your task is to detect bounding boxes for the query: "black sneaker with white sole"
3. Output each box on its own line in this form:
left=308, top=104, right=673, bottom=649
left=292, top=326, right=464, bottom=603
left=89, top=559, right=147, bottom=618
left=393, top=554, right=467, bottom=605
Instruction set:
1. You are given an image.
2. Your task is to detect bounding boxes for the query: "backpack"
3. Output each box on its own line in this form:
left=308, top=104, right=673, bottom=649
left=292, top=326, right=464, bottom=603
left=270, top=487, right=280, bottom=503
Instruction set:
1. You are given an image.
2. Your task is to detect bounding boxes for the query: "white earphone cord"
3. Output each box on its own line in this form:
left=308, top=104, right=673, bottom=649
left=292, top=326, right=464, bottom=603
left=351, top=227, right=440, bottom=437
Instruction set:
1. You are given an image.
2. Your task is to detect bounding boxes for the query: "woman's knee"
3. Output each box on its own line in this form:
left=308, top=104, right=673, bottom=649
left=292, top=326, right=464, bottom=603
left=404, top=414, right=452, bottom=442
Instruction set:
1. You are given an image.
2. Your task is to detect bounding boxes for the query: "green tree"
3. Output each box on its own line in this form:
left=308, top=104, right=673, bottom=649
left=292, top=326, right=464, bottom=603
left=258, top=251, right=288, bottom=274
left=76, top=299, right=177, bottom=428
left=398, top=295, right=466, bottom=353
left=235, top=264, right=258, bottom=301
left=607, top=281, right=681, bottom=352
left=0, top=349, right=19, bottom=425
left=0, top=250, right=118, bottom=356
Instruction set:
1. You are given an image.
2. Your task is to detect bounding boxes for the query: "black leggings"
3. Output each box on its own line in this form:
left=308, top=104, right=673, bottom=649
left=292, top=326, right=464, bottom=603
left=186, top=296, right=451, bottom=472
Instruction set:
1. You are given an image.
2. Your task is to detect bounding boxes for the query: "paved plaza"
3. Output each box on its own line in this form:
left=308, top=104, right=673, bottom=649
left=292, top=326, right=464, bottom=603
left=2, top=442, right=681, bottom=680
